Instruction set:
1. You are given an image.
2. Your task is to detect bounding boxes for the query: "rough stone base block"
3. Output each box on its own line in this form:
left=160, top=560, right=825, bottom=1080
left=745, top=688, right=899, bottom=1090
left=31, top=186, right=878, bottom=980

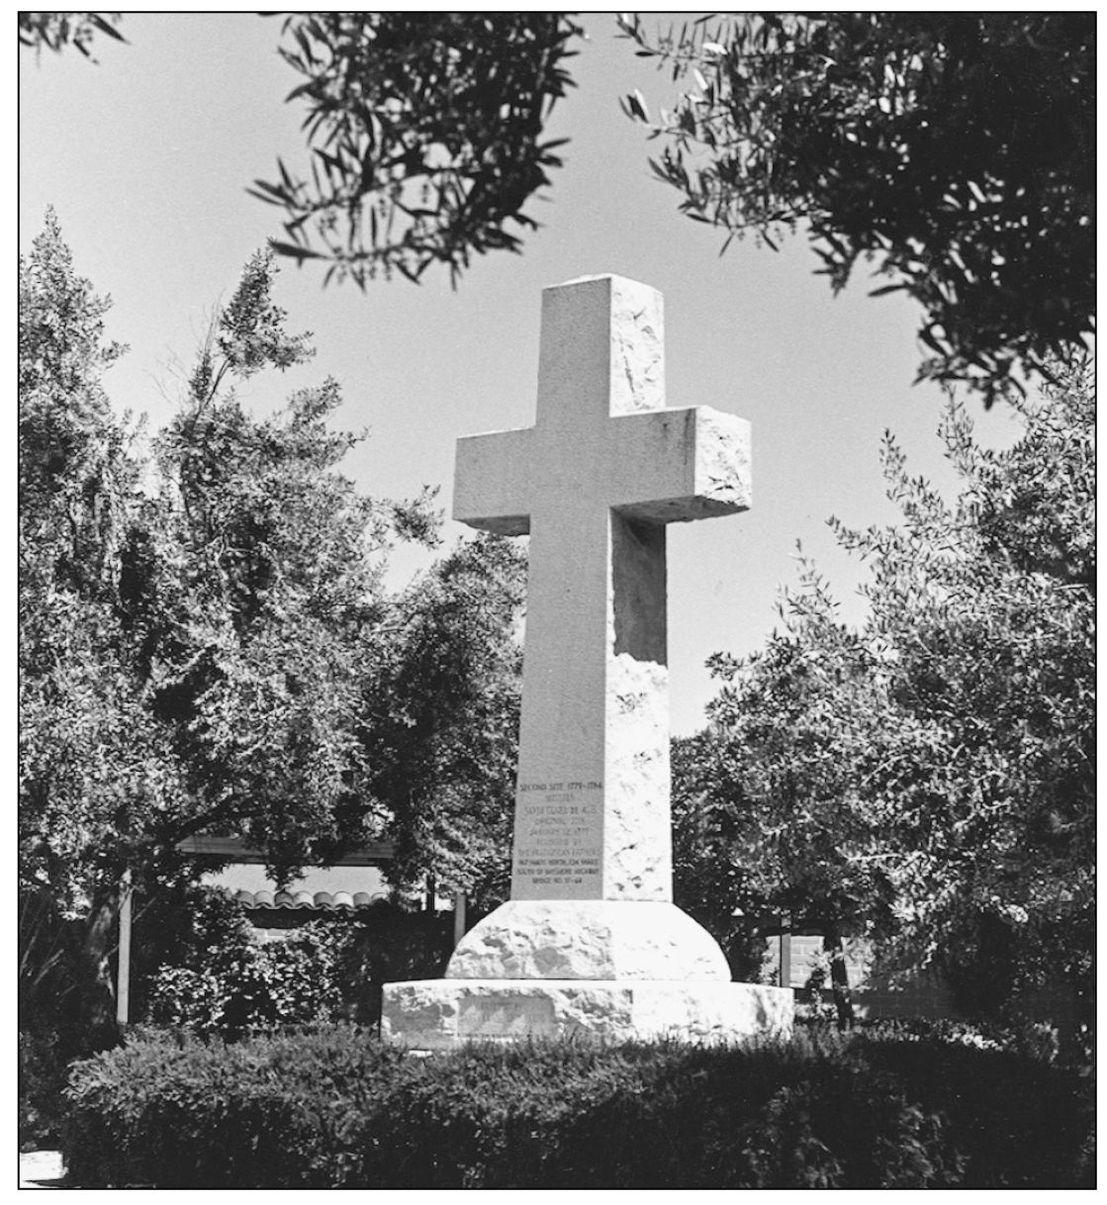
left=382, top=978, right=793, bottom=1050
left=446, top=900, right=733, bottom=981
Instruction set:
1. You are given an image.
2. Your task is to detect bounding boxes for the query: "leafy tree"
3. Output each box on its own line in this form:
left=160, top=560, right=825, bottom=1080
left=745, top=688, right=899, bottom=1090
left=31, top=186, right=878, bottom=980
left=20, top=209, right=179, bottom=1027
left=19, top=208, right=130, bottom=605
left=252, top=12, right=582, bottom=286
left=674, top=574, right=894, bottom=1025
left=360, top=534, right=525, bottom=909
left=145, top=251, right=438, bottom=880
left=679, top=352, right=1094, bottom=1026
left=672, top=734, right=766, bottom=982
left=618, top=13, right=1094, bottom=401
left=21, top=12, right=580, bottom=284
left=19, top=12, right=125, bottom=59
left=19, top=221, right=438, bottom=1028
left=20, top=217, right=527, bottom=1043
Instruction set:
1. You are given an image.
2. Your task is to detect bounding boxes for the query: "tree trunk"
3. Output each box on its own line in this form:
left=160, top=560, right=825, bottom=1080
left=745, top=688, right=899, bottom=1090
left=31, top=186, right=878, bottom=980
left=78, top=886, right=124, bottom=1038
left=822, top=928, right=854, bottom=1031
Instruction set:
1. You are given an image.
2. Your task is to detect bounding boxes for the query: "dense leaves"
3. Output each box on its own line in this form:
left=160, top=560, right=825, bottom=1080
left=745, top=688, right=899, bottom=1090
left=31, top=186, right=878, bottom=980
left=136, top=888, right=454, bottom=1033
left=63, top=1027, right=1093, bottom=1187
left=144, top=909, right=344, bottom=1034
left=618, top=13, right=1095, bottom=401
left=671, top=741, right=766, bottom=982
left=20, top=219, right=522, bottom=1037
left=253, top=13, right=582, bottom=287
left=361, top=535, right=525, bottom=907
left=148, top=309, right=440, bottom=879
left=678, top=353, right=1094, bottom=1023
left=19, top=212, right=183, bottom=1017
left=21, top=226, right=416, bottom=915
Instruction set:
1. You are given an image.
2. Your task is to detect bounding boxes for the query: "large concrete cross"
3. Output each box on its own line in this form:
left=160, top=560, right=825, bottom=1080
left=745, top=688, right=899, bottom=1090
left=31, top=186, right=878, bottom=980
left=383, top=275, right=790, bottom=1047
left=454, top=275, right=751, bottom=903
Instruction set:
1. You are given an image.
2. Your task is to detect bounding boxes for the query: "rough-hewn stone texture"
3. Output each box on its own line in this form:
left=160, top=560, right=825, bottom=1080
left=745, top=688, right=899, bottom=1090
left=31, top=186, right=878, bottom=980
left=383, top=979, right=793, bottom=1050
left=603, top=649, right=670, bottom=899
left=383, top=275, right=791, bottom=1047
left=445, top=901, right=730, bottom=981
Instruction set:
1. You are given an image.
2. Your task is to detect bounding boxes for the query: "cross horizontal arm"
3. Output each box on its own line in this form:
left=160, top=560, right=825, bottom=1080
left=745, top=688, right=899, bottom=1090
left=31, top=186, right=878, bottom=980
left=606, top=407, right=752, bottom=522
left=453, top=427, right=534, bottom=535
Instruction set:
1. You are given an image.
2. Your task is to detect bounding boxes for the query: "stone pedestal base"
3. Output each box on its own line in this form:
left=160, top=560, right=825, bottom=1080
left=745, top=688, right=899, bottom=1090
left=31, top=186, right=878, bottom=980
left=445, top=900, right=733, bottom=981
left=381, top=978, right=793, bottom=1050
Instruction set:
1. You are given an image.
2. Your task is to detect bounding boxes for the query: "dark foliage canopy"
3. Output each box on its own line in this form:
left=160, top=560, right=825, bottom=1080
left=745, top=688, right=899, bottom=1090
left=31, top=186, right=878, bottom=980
left=619, top=13, right=1095, bottom=401
left=251, top=12, right=582, bottom=287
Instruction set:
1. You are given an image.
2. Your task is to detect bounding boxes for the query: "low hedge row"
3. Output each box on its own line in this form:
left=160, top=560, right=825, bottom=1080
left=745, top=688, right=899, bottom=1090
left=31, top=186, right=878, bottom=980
left=62, top=1025, right=1093, bottom=1188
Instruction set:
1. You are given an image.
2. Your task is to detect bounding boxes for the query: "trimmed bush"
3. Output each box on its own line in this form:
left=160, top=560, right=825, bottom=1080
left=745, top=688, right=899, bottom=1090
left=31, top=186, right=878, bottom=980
left=62, top=1026, right=411, bottom=1188
left=20, top=1023, right=121, bottom=1151
left=63, top=1025, right=1093, bottom=1188
left=139, top=892, right=454, bottom=1033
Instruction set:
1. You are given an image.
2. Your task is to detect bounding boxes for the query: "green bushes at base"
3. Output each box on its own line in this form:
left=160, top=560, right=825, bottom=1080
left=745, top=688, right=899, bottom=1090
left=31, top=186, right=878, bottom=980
left=62, top=1025, right=1093, bottom=1188
left=138, top=891, right=454, bottom=1033
left=20, top=1030, right=77, bottom=1151
left=20, top=1024, right=121, bottom=1152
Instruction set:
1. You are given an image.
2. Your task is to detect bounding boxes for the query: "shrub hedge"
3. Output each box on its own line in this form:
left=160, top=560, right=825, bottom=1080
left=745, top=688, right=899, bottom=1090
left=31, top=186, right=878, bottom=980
left=62, top=1025, right=1093, bottom=1188
left=139, top=892, right=454, bottom=1033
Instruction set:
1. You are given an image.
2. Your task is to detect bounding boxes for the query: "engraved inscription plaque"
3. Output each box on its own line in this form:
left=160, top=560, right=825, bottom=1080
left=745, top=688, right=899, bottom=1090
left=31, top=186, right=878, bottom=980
left=512, top=779, right=603, bottom=899
left=458, top=993, right=557, bottom=1039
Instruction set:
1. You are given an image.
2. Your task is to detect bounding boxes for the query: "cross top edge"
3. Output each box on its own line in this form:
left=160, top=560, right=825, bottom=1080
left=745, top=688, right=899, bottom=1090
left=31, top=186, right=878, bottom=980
left=546, top=272, right=655, bottom=296
left=538, top=273, right=665, bottom=423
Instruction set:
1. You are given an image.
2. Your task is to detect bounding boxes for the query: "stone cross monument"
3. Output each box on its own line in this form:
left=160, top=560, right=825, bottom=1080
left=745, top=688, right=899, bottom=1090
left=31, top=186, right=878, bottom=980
left=383, top=275, right=793, bottom=1047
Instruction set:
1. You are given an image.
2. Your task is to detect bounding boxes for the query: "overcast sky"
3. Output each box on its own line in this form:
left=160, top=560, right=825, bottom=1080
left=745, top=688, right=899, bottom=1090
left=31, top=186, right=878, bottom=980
left=20, top=12, right=1022, bottom=735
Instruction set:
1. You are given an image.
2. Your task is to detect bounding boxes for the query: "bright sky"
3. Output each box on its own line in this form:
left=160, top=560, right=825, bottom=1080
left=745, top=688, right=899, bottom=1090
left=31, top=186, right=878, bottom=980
left=19, top=12, right=1021, bottom=735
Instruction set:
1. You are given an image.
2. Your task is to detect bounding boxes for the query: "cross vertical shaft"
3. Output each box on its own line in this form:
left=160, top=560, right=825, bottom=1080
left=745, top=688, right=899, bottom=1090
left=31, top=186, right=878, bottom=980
left=453, top=275, right=752, bottom=904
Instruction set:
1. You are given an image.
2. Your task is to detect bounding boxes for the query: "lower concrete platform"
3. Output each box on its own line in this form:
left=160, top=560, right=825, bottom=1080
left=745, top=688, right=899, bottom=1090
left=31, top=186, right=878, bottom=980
left=382, top=977, right=793, bottom=1050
